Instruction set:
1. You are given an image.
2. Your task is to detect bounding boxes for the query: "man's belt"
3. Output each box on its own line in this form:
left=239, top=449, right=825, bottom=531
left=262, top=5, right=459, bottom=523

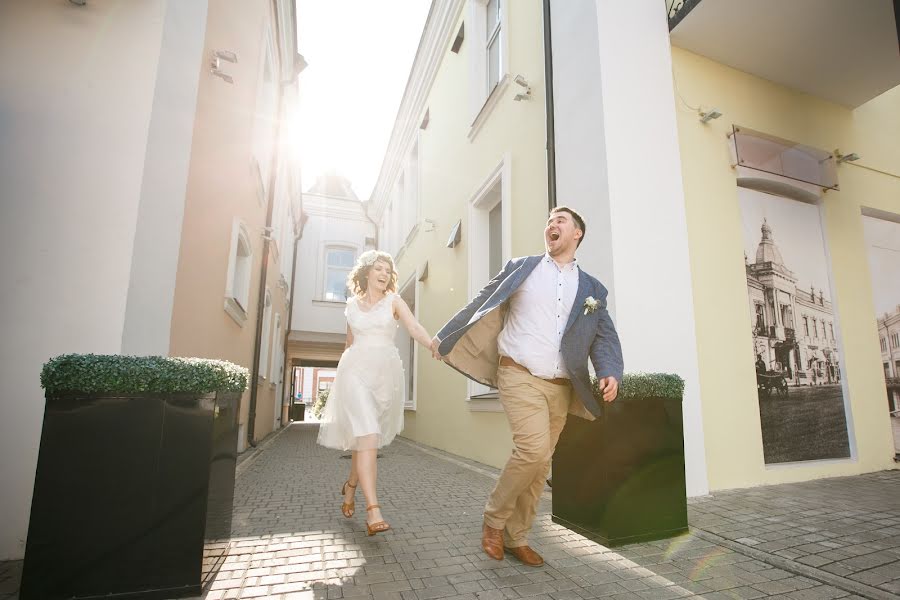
left=499, top=356, right=571, bottom=386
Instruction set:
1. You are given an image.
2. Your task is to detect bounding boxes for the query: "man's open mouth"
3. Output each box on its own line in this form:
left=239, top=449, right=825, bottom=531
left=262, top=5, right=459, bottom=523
left=549, top=231, right=560, bottom=241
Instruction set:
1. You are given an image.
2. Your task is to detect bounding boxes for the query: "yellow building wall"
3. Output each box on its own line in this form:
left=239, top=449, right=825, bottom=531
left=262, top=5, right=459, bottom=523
left=672, top=47, right=900, bottom=491
left=395, top=2, right=549, bottom=469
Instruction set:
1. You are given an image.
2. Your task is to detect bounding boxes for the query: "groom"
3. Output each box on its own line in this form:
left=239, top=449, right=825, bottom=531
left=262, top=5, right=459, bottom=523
left=432, top=206, right=623, bottom=566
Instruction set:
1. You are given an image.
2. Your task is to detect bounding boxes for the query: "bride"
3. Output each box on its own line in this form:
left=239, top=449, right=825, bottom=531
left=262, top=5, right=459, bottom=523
left=317, top=250, right=434, bottom=535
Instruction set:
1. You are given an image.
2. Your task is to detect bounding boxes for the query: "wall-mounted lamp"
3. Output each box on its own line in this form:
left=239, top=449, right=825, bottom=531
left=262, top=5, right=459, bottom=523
left=834, top=149, right=861, bottom=163
left=210, top=50, right=238, bottom=84
left=446, top=220, right=462, bottom=248
left=699, top=108, right=722, bottom=124
left=513, top=74, right=532, bottom=101
left=294, top=53, right=308, bottom=77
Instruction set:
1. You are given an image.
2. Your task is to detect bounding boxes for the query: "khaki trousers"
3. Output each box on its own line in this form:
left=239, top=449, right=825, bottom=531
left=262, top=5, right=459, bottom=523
left=483, top=365, right=571, bottom=547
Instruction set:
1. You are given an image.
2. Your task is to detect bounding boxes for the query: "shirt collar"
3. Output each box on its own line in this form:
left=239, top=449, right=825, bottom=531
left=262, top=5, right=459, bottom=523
left=543, top=253, right=578, bottom=272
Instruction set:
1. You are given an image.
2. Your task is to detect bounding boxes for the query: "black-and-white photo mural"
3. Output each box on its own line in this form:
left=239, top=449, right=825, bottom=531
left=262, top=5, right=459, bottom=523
left=862, top=215, right=900, bottom=455
left=739, top=187, right=851, bottom=464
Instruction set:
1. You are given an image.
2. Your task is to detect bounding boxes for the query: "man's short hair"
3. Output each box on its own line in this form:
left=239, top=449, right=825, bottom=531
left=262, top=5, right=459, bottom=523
left=550, top=206, right=586, bottom=247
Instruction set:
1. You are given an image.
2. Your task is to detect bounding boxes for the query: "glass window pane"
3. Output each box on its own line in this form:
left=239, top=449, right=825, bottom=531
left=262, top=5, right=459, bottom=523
left=488, top=35, right=500, bottom=90
left=489, top=202, right=502, bottom=277
left=486, top=0, right=499, bottom=33
left=327, top=249, right=355, bottom=268
left=325, top=268, right=349, bottom=301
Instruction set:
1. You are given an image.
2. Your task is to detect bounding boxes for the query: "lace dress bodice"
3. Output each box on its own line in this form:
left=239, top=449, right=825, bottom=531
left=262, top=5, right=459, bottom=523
left=346, top=294, right=399, bottom=348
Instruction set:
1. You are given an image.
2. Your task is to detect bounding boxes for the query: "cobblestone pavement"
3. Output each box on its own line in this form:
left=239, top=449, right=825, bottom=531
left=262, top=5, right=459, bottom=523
left=2, top=423, right=898, bottom=600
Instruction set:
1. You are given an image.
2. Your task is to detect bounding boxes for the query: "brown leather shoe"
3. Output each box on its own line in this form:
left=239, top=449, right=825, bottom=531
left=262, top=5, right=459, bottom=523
left=504, top=545, right=544, bottom=567
left=481, top=523, right=504, bottom=560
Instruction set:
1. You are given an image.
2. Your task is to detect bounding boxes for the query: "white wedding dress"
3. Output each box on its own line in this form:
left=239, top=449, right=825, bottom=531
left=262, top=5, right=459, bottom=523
left=317, top=293, right=406, bottom=451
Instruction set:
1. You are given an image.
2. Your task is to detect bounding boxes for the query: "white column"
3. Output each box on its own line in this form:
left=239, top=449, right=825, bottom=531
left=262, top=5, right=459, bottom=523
left=121, top=0, right=208, bottom=355
left=592, top=0, right=710, bottom=496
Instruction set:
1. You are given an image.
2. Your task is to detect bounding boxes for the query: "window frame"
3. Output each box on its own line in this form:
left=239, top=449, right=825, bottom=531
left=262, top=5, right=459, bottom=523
left=224, top=219, right=253, bottom=326
left=321, top=245, right=357, bottom=302
left=465, top=154, right=511, bottom=411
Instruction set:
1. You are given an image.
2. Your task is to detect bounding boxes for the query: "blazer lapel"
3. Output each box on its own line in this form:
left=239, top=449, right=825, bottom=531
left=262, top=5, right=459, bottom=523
left=563, top=269, right=590, bottom=337
left=509, top=255, right=542, bottom=291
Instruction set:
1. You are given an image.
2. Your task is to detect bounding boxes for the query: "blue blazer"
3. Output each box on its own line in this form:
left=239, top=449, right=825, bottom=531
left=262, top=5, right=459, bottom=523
left=436, top=255, right=624, bottom=419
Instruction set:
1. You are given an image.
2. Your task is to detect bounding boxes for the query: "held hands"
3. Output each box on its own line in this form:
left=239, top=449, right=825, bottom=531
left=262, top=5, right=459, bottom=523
left=596, top=376, right=619, bottom=402
left=430, top=336, right=443, bottom=361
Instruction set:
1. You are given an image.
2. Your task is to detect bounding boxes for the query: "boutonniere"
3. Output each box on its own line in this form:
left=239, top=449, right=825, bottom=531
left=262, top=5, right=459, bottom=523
left=583, top=296, right=599, bottom=315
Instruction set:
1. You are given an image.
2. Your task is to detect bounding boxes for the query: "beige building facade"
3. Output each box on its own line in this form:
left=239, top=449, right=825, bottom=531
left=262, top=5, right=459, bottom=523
left=0, top=0, right=302, bottom=559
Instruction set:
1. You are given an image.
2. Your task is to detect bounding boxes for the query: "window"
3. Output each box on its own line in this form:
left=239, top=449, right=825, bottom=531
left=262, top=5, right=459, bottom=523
left=270, top=314, right=282, bottom=382
left=252, top=28, right=277, bottom=205
left=259, top=291, right=273, bottom=379
left=225, top=220, right=253, bottom=325
left=828, top=323, right=834, bottom=341
left=324, top=247, right=355, bottom=301
left=398, top=277, right=418, bottom=410
left=488, top=201, right=502, bottom=277
left=882, top=337, right=888, bottom=353
left=754, top=303, right=765, bottom=332
left=467, top=0, right=508, bottom=136
left=466, top=156, right=510, bottom=409
left=485, top=0, right=501, bottom=92
left=803, top=316, right=809, bottom=337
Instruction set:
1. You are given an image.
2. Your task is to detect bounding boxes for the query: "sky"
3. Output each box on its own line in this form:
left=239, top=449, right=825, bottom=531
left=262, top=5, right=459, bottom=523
left=295, top=1, right=431, bottom=200
left=739, top=188, right=834, bottom=300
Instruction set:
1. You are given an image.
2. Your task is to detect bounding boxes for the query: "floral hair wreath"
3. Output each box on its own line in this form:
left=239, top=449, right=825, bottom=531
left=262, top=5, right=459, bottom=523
left=357, top=249, right=393, bottom=268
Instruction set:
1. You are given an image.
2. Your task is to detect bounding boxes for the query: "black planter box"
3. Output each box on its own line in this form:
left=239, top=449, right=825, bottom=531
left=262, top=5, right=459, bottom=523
left=20, top=391, right=239, bottom=600
left=552, top=397, right=688, bottom=547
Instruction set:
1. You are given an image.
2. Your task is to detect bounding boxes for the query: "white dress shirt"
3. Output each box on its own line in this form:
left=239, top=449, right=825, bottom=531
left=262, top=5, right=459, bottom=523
left=497, top=254, right=580, bottom=379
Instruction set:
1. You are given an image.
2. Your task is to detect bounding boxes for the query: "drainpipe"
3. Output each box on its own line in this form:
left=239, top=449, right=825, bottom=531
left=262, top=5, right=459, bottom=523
left=281, top=211, right=308, bottom=425
left=248, top=0, right=294, bottom=448
left=362, top=201, right=379, bottom=249
left=543, top=0, right=557, bottom=212
left=247, top=105, right=280, bottom=448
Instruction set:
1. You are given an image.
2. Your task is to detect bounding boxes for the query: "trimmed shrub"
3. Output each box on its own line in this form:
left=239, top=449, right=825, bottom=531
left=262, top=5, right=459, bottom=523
left=591, top=373, right=684, bottom=402
left=40, top=354, right=249, bottom=396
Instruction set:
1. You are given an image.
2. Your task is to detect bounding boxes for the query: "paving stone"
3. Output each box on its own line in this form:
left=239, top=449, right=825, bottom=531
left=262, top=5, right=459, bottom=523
left=4, top=425, right=896, bottom=600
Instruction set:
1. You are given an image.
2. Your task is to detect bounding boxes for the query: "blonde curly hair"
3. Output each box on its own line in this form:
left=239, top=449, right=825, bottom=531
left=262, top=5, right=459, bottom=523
left=347, top=250, right=398, bottom=297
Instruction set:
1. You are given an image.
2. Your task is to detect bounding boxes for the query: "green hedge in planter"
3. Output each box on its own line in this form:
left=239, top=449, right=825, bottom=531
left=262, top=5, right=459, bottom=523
left=591, top=373, right=684, bottom=402
left=40, top=354, right=249, bottom=396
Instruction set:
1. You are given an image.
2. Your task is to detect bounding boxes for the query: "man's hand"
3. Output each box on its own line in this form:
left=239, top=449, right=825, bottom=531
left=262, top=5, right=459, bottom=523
left=597, top=376, right=618, bottom=402
left=430, top=336, right=443, bottom=360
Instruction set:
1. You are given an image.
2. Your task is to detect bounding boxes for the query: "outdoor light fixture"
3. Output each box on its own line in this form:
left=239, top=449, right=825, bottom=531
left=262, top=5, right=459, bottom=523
left=210, top=50, right=238, bottom=84
left=513, top=74, right=532, bottom=101
left=834, top=149, right=861, bottom=163
left=699, top=108, right=722, bottom=123
left=446, top=220, right=462, bottom=248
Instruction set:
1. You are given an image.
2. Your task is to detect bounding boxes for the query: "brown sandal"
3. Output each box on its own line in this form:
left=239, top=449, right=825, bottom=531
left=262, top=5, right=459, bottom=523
left=340, top=480, right=357, bottom=518
left=365, top=504, right=390, bottom=536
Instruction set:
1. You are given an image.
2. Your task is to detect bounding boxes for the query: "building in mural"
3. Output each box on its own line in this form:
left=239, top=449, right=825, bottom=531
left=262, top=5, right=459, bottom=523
left=747, top=219, right=841, bottom=387
left=877, top=308, right=900, bottom=412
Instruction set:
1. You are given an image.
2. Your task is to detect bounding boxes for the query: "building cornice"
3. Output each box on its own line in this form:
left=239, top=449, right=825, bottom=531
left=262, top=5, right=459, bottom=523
left=369, top=0, right=465, bottom=219
left=302, top=193, right=372, bottom=222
